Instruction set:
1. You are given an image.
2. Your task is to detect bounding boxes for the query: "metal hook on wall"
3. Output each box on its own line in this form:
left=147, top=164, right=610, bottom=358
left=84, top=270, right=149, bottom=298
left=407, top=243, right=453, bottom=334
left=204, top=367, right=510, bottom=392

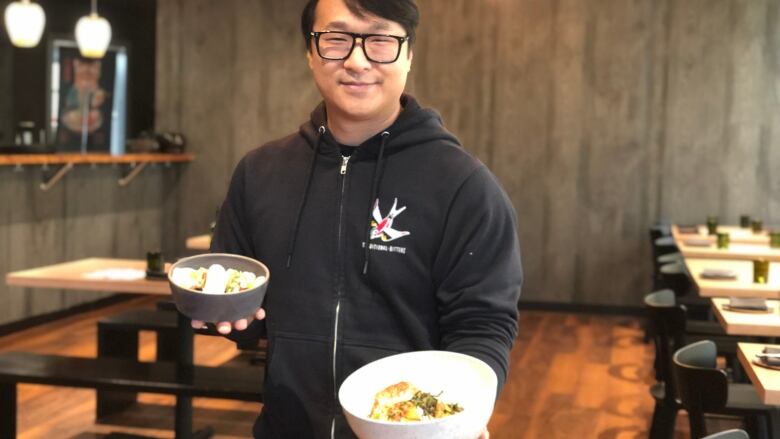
left=118, top=162, right=148, bottom=187
left=40, top=162, right=75, bottom=191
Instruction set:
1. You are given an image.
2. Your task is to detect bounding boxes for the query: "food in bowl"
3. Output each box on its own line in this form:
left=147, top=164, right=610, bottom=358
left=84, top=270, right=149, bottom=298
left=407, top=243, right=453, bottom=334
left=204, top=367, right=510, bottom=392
left=369, top=381, right=463, bottom=422
left=339, top=351, right=497, bottom=439
left=170, top=264, right=265, bottom=294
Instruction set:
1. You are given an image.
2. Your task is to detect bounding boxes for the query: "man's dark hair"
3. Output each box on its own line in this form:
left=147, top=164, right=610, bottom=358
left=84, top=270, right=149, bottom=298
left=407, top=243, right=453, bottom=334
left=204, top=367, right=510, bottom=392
left=301, top=0, right=420, bottom=51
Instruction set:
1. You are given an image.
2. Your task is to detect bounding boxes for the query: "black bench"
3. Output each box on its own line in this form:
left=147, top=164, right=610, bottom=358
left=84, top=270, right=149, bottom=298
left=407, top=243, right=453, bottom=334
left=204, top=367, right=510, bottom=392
left=96, top=308, right=268, bottom=418
left=98, top=308, right=180, bottom=360
left=0, top=352, right=264, bottom=438
left=97, top=308, right=181, bottom=418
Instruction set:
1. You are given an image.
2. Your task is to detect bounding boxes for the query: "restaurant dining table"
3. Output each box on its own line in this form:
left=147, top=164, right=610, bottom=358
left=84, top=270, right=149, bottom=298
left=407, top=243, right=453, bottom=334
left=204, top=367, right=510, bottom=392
left=672, top=224, right=771, bottom=246
left=5, top=257, right=209, bottom=439
left=737, top=342, right=780, bottom=405
left=185, top=234, right=211, bottom=251
left=677, top=241, right=780, bottom=262
left=684, top=258, right=780, bottom=298
left=711, top=298, right=780, bottom=337
left=6, top=258, right=171, bottom=295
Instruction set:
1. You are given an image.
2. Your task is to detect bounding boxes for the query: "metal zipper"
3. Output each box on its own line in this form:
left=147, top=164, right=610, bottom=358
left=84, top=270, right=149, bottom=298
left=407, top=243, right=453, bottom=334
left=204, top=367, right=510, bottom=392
left=331, top=153, right=350, bottom=438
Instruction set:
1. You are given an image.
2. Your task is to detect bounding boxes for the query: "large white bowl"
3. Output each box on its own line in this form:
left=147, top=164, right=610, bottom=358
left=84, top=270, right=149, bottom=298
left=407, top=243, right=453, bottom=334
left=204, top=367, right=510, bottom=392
left=338, top=350, right=497, bottom=439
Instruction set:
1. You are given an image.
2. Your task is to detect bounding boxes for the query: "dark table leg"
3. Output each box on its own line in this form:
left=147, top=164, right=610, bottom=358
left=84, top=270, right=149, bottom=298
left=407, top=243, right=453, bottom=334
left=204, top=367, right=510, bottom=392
left=0, top=382, right=16, bottom=439
left=175, top=310, right=214, bottom=439
left=97, top=323, right=140, bottom=419
left=96, top=304, right=214, bottom=439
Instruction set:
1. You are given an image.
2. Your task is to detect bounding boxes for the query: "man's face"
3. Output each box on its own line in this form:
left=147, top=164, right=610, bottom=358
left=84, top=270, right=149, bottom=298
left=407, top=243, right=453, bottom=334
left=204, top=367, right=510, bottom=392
left=74, top=59, right=101, bottom=90
left=307, top=0, right=413, bottom=122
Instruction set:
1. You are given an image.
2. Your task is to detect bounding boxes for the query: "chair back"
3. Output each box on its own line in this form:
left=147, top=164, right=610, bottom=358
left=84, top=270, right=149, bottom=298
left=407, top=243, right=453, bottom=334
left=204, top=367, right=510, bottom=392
left=650, top=231, right=676, bottom=275
left=672, top=340, right=729, bottom=438
left=657, top=252, right=682, bottom=266
left=650, top=223, right=672, bottom=241
left=645, top=290, right=686, bottom=390
left=658, top=262, right=695, bottom=297
left=702, top=429, right=749, bottom=439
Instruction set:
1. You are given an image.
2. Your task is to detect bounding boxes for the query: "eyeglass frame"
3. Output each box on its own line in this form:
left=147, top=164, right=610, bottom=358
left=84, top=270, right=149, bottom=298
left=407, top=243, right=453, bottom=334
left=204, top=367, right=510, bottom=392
left=310, top=31, right=411, bottom=64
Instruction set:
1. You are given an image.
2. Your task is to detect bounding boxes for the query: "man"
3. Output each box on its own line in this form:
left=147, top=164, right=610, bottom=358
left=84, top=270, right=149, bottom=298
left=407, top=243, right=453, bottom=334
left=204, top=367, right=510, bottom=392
left=60, top=58, right=108, bottom=148
left=194, top=0, right=522, bottom=437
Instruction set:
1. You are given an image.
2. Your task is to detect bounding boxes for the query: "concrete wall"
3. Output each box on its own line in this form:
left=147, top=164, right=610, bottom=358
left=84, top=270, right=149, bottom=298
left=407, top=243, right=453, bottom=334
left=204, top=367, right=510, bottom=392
left=4, top=0, right=778, bottom=326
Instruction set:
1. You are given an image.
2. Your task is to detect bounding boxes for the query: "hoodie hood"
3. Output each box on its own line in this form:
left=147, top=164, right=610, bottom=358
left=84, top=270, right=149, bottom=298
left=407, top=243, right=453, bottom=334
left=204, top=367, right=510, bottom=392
left=299, top=94, right=461, bottom=157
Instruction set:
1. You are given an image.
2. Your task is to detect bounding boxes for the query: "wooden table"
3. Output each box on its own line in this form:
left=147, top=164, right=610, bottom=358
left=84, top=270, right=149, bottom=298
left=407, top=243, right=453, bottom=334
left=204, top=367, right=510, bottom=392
left=678, top=241, right=780, bottom=262
left=6, top=258, right=170, bottom=295
left=738, top=343, right=780, bottom=405
left=685, top=258, right=780, bottom=298
left=711, top=298, right=780, bottom=336
left=672, top=224, right=770, bottom=245
left=4, top=257, right=210, bottom=439
left=185, top=234, right=211, bottom=251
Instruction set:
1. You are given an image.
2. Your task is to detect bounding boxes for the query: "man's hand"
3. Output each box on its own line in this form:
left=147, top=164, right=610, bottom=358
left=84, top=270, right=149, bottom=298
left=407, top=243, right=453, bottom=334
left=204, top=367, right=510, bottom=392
left=190, top=307, right=266, bottom=334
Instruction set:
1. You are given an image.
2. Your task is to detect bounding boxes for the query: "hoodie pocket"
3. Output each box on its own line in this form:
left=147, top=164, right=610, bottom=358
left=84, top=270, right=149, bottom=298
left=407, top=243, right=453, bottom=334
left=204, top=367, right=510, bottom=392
left=263, top=333, right=332, bottom=439
left=337, top=341, right=404, bottom=390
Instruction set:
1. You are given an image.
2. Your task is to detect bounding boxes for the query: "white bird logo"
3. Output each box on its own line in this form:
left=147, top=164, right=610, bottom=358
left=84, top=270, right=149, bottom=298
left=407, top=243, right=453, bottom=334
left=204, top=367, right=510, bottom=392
left=370, top=198, right=410, bottom=242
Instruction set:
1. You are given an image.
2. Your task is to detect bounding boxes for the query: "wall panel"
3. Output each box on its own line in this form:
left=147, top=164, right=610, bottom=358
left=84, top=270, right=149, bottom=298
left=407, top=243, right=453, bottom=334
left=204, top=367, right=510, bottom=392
left=0, top=166, right=166, bottom=325
left=152, top=0, right=780, bottom=307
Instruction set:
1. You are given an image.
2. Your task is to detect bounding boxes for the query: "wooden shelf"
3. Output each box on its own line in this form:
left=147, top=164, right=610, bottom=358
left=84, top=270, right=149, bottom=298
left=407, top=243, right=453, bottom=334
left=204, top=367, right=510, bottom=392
left=0, top=153, right=194, bottom=166
left=1, top=152, right=195, bottom=190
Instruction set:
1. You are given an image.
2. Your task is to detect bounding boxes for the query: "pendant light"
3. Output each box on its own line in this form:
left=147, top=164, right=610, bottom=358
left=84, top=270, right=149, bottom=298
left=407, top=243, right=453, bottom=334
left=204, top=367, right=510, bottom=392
left=75, top=0, right=112, bottom=59
left=3, top=0, right=46, bottom=48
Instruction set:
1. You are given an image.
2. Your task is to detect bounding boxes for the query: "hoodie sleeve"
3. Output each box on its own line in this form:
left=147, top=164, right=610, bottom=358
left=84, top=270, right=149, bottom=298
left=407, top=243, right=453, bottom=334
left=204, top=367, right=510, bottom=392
left=432, top=165, right=522, bottom=394
left=210, top=156, right=267, bottom=344
left=211, top=157, right=255, bottom=256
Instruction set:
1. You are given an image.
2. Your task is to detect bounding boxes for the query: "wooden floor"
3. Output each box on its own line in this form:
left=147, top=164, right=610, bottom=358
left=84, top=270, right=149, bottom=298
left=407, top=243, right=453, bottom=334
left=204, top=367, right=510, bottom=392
left=0, top=298, right=706, bottom=438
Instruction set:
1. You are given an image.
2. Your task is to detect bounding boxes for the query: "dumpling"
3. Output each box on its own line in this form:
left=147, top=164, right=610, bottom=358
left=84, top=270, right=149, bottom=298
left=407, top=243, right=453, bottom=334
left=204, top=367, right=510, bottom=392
left=202, top=264, right=228, bottom=294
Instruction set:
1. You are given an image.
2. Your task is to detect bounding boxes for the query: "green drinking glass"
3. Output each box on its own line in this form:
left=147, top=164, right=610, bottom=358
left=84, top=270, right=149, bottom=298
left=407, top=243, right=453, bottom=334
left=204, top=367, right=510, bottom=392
left=706, top=216, right=719, bottom=235
left=740, top=215, right=751, bottom=228
left=754, top=259, right=770, bottom=284
left=770, top=231, right=780, bottom=249
left=752, top=219, right=764, bottom=234
left=716, top=232, right=730, bottom=249
left=146, top=251, right=165, bottom=274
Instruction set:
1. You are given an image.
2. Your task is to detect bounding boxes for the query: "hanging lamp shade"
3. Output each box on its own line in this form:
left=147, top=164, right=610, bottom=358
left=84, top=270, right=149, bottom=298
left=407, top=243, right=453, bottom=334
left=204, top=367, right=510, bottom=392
left=75, top=0, right=112, bottom=59
left=4, top=0, right=46, bottom=48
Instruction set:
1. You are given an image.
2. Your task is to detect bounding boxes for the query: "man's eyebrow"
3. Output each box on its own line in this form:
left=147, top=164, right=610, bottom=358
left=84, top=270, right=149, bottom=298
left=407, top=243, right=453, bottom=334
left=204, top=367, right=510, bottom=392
left=323, top=20, right=350, bottom=30
left=322, top=20, right=394, bottom=32
left=367, top=21, right=392, bottom=32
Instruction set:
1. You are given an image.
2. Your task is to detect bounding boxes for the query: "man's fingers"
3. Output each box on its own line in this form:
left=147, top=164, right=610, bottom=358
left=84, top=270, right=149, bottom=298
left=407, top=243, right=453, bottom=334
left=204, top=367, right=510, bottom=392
left=196, top=309, right=264, bottom=335
left=216, top=322, right=232, bottom=334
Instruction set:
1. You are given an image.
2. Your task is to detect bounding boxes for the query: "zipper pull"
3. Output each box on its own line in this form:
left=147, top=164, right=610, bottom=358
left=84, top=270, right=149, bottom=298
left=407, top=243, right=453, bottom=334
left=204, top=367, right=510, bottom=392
left=340, top=155, right=349, bottom=175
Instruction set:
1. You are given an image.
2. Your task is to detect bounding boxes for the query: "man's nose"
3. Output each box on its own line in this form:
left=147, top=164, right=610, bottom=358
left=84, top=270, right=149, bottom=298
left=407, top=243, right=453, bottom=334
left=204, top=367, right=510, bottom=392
left=343, top=38, right=371, bottom=70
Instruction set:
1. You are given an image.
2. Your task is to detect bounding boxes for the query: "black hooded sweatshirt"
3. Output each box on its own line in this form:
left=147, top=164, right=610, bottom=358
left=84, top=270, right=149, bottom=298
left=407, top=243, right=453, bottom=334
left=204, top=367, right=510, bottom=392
left=211, top=95, right=522, bottom=439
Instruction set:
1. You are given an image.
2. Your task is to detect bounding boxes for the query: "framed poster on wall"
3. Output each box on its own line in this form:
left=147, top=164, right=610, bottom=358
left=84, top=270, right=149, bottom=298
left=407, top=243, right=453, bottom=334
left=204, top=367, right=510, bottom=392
left=47, top=38, right=128, bottom=155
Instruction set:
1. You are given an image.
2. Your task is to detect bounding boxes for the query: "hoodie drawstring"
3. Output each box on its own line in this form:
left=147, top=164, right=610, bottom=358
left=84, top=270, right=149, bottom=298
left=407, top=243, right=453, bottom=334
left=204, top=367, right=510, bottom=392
left=362, top=131, right=390, bottom=275
left=286, top=125, right=325, bottom=268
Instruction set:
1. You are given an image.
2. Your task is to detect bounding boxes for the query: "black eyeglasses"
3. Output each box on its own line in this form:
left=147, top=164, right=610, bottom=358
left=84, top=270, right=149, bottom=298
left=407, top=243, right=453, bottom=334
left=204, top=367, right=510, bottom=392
left=310, top=31, right=410, bottom=64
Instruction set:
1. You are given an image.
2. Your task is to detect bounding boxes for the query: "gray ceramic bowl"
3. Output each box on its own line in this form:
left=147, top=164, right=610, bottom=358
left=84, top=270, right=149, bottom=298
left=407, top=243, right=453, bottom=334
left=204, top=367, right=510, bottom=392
left=168, top=253, right=270, bottom=322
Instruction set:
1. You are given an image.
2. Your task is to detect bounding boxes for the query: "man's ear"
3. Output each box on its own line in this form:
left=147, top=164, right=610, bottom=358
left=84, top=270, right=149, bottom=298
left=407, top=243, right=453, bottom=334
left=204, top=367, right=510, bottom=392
left=407, top=49, right=414, bottom=72
left=307, top=47, right=314, bottom=70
